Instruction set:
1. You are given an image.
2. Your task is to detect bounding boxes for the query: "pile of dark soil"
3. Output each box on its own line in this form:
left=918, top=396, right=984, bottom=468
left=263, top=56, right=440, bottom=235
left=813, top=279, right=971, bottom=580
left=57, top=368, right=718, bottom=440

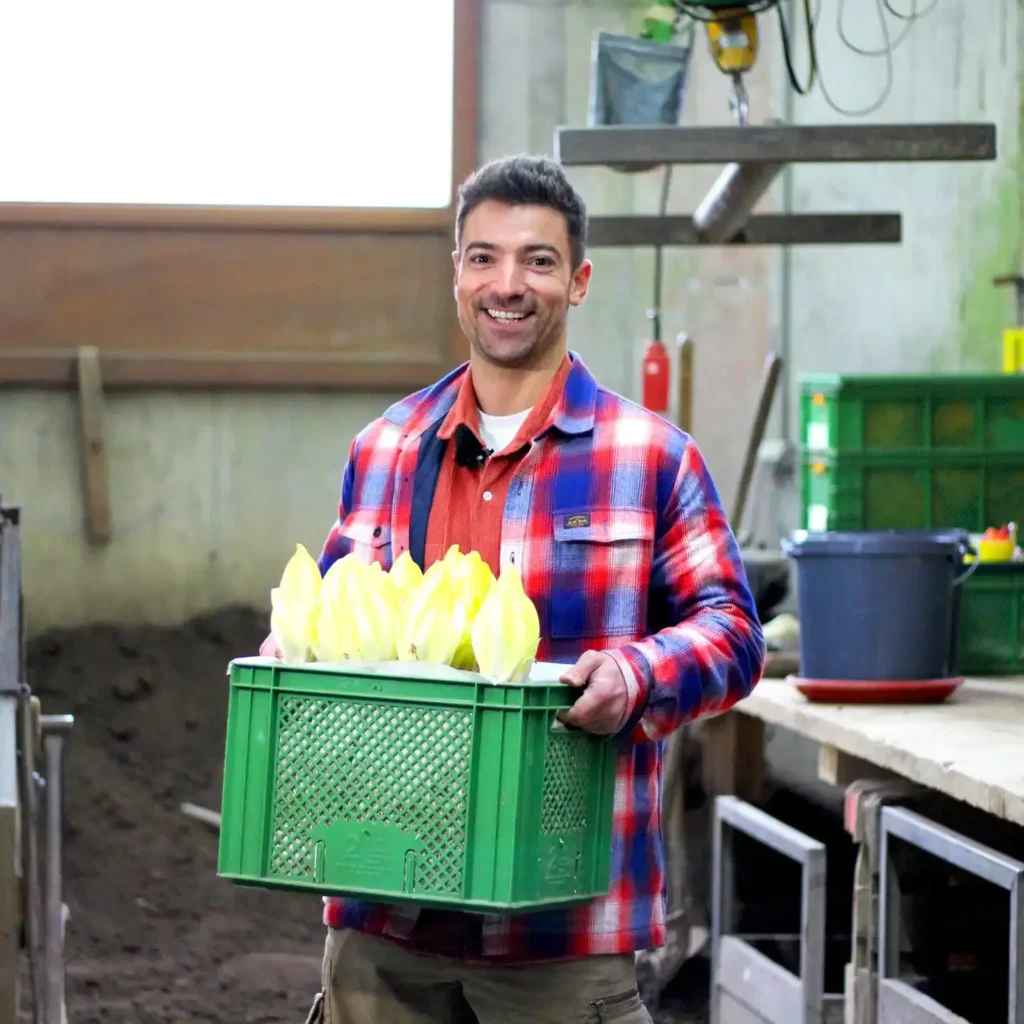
left=25, top=607, right=325, bottom=1024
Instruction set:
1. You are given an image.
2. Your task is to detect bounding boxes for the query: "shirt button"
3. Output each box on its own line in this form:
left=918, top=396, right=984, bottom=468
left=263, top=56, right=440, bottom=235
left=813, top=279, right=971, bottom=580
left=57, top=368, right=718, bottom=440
left=482, top=491, right=493, bottom=502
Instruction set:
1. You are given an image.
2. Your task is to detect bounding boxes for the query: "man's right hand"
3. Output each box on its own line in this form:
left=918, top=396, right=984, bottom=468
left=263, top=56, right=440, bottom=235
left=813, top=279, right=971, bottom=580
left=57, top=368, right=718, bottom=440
left=259, top=633, right=283, bottom=659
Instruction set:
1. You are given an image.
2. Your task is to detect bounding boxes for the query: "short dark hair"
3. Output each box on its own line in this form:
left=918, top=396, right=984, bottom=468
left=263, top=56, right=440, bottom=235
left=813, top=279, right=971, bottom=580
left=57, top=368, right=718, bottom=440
left=455, top=155, right=588, bottom=269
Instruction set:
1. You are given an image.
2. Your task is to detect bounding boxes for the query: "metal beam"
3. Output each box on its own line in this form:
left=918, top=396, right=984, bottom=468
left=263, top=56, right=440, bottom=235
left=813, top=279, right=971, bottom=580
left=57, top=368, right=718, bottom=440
left=692, top=161, right=784, bottom=243
left=555, top=122, right=997, bottom=169
left=588, top=213, right=902, bottom=247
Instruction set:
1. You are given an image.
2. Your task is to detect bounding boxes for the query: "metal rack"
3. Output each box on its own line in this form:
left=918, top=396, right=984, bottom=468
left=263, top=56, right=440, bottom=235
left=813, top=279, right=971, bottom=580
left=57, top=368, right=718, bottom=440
left=878, top=806, right=1024, bottom=1024
left=711, top=795, right=844, bottom=1024
left=554, top=122, right=998, bottom=247
left=0, top=499, right=74, bottom=1024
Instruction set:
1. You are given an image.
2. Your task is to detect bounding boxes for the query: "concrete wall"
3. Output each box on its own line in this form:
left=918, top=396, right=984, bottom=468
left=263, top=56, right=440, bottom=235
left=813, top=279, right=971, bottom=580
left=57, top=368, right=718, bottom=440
left=2, top=0, right=1021, bottom=635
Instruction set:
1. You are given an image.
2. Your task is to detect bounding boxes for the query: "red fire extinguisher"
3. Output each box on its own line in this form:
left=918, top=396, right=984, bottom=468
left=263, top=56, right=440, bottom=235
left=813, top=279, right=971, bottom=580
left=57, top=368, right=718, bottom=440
left=642, top=339, right=670, bottom=413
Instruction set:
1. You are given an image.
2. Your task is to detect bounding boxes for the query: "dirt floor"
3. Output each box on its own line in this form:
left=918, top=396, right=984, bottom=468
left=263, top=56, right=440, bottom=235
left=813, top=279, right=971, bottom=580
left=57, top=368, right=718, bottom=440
left=22, top=606, right=706, bottom=1024
left=25, top=607, right=325, bottom=1024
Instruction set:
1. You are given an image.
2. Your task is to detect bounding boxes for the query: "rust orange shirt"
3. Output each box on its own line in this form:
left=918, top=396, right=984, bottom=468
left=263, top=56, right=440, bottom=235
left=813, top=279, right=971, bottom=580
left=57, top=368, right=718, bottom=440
left=423, top=354, right=572, bottom=575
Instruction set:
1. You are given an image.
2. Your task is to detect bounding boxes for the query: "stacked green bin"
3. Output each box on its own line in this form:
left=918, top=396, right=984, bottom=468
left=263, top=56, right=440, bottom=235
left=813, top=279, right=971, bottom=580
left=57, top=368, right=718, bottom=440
left=799, top=374, right=1024, bottom=675
left=218, top=658, right=618, bottom=912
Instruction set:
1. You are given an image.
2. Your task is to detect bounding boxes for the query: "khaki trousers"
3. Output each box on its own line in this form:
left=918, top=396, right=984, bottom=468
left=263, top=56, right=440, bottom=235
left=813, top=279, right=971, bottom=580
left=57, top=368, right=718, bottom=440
left=307, top=927, right=654, bottom=1024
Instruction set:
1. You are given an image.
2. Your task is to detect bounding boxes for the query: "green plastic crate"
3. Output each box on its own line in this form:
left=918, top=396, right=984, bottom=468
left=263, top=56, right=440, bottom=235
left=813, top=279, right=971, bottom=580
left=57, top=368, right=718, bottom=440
left=217, top=657, right=618, bottom=913
left=957, top=564, right=1024, bottom=676
left=800, top=374, right=1024, bottom=455
left=801, top=451, right=1024, bottom=534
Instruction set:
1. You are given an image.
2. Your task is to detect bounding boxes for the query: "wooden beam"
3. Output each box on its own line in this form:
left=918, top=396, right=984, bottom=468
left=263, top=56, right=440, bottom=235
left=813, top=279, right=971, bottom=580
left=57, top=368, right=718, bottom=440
left=555, top=123, right=998, bottom=169
left=701, top=711, right=765, bottom=803
left=818, top=744, right=898, bottom=788
left=76, top=347, right=112, bottom=545
left=588, top=213, right=902, bottom=247
left=0, top=204, right=451, bottom=234
left=0, top=351, right=451, bottom=391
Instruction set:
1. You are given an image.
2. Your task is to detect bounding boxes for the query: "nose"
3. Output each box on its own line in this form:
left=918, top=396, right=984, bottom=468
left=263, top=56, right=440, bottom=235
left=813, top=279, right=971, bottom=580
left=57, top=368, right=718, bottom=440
left=489, top=255, right=526, bottom=300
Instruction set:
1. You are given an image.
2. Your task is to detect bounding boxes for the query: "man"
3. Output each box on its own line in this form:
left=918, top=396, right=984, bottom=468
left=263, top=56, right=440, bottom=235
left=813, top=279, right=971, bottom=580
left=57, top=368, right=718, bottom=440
left=262, top=154, right=765, bottom=1024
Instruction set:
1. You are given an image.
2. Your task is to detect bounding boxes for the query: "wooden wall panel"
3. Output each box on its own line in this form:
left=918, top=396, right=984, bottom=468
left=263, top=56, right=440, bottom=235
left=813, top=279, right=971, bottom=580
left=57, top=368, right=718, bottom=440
left=0, top=228, right=454, bottom=359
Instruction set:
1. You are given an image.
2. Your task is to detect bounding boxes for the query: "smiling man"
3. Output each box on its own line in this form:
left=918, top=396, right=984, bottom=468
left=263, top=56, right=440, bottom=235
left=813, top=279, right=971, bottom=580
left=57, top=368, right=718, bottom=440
left=263, top=155, right=766, bottom=1024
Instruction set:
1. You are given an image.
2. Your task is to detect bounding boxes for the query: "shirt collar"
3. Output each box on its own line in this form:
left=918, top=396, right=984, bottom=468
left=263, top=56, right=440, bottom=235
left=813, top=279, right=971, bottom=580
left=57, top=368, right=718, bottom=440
left=435, top=351, right=597, bottom=445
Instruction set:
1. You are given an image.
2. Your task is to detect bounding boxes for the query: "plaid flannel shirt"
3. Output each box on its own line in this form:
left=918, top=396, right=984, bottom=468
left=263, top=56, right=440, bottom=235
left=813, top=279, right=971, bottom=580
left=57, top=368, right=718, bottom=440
left=316, top=353, right=765, bottom=961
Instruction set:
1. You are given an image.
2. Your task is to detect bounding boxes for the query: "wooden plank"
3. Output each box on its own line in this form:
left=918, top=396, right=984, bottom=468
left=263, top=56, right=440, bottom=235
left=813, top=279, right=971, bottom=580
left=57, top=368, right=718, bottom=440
left=588, top=214, right=902, bottom=247
left=76, top=347, right=112, bottom=545
left=818, top=745, right=897, bottom=787
left=555, top=123, right=998, bottom=169
left=701, top=711, right=765, bottom=802
left=0, top=350, right=450, bottom=390
left=0, top=204, right=451, bottom=233
left=0, top=228, right=455, bottom=360
left=734, top=679, right=1024, bottom=826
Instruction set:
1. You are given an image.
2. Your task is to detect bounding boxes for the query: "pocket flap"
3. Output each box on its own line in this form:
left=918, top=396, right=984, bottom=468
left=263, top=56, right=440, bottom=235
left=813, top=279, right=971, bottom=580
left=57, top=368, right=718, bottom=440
left=338, top=511, right=392, bottom=548
left=553, top=508, right=655, bottom=544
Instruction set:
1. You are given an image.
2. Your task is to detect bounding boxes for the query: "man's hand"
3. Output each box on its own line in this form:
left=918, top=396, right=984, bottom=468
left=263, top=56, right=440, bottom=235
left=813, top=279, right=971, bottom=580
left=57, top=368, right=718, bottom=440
left=259, top=633, right=283, bottom=659
left=557, top=650, right=628, bottom=735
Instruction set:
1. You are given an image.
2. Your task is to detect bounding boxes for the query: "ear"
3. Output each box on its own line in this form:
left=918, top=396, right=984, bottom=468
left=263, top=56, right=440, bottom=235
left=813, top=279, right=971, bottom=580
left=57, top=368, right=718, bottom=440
left=568, top=259, right=593, bottom=307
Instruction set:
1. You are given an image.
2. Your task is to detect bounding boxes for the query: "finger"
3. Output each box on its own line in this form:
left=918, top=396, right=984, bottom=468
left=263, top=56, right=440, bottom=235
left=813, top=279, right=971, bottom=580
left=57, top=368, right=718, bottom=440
left=559, top=650, right=605, bottom=687
left=561, top=682, right=607, bottom=728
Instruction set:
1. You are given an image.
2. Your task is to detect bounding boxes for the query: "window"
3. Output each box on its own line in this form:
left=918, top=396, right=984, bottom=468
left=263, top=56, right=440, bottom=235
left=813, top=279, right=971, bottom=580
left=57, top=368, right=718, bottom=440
left=0, top=0, right=455, bottom=210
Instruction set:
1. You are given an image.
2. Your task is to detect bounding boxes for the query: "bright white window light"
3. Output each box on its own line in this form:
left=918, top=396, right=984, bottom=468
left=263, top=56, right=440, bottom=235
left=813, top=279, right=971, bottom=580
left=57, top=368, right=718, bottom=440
left=0, top=1, right=455, bottom=209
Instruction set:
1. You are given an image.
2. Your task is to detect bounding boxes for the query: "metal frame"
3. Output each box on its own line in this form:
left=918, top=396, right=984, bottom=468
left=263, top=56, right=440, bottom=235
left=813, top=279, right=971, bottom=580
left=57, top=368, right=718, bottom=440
left=878, top=806, right=1024, bottom=1024
left=554, top=123, right=998, bottom=168
left=555, top=122, right=996, bottom=246
left=588, top=213, right=902, bottom=247
left=712, top=795, right=841, bottom=1024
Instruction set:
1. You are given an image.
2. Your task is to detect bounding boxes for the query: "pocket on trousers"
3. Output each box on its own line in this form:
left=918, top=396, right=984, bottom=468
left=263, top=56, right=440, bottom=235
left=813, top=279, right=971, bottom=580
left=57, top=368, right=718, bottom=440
left=588, top=986, right=652, bottom=1023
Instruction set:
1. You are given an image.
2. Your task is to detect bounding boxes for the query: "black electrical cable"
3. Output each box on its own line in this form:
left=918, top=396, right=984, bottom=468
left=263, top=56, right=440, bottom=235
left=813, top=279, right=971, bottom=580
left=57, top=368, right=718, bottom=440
left=777, top=0, right=817, bottom=95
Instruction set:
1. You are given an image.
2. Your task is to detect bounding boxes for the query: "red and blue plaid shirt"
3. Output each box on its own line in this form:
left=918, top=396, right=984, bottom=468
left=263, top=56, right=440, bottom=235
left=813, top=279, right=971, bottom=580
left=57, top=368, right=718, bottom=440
left=316, top=353, right=765, bottom=962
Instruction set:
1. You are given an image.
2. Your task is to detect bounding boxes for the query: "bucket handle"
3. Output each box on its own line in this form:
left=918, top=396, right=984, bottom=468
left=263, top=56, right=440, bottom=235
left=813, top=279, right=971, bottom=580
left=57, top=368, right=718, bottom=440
left=952, top=538, right=980, bottom=587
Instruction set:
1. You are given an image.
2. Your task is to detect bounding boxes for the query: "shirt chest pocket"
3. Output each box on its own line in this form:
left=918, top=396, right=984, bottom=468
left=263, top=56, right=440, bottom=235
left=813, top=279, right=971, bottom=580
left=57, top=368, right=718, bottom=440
left=548, top=508, right=656, bottom=641
left=337, top=512, right=393, bottom=568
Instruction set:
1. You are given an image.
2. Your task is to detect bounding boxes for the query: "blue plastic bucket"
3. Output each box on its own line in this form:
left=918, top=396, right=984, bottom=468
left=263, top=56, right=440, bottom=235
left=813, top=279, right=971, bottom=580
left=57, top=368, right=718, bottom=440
left=781, top=530, right=977, bottom=681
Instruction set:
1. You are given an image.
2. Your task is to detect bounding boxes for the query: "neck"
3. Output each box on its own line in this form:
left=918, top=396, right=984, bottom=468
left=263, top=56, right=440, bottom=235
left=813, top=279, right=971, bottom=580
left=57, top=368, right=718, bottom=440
left=471, top=348, right=566, bottom=416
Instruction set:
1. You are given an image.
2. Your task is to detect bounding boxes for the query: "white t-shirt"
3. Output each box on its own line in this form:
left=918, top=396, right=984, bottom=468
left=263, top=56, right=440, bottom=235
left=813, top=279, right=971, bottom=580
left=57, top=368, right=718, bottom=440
left=477, top=407, right=530, bottom=455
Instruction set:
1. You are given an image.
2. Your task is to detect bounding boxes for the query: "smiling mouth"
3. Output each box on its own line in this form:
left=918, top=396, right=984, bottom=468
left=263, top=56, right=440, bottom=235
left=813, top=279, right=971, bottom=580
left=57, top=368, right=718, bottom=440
left=483, top=308, right=533, bottom=323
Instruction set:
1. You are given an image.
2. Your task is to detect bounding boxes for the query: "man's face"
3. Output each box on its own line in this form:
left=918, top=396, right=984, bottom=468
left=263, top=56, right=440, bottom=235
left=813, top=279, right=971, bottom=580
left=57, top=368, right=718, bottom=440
left=453, top=200, right=591, bottom=370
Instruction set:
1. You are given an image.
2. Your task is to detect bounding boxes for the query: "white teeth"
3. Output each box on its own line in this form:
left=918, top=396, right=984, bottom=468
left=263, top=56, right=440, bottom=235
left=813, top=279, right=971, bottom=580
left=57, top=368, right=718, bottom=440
left=486, top=309, right=527, bottom=321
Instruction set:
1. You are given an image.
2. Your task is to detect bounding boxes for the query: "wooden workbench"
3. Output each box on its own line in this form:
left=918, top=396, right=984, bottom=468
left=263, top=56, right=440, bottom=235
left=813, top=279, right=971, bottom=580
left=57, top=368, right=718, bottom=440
left=732, top=676, right=1024, bottom=826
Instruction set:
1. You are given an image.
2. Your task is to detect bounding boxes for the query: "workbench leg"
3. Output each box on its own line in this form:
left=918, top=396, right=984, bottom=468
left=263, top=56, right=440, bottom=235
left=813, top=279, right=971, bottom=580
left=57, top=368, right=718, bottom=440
left=0, top=804, right=17, bottom=1024
left=700, top=711, right=765, bottom=802
left=842, top=780, right=926, bottom=1024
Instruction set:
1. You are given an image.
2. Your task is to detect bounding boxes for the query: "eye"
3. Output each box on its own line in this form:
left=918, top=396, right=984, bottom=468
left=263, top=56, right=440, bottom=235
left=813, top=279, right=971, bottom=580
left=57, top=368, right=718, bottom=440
left=529, top=256, right=554, bottom=268
left=469, top=253, right=492, bottom=265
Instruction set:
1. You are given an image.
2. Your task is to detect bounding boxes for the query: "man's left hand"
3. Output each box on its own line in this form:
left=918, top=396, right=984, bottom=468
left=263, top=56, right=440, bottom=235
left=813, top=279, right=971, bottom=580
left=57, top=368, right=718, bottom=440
left=558, top=651, right=628, bottom=735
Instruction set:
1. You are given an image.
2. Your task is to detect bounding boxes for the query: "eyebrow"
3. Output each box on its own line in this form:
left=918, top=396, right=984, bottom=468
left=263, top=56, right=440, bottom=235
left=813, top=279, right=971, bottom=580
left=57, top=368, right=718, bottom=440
left=464, top=241, right=562, bottom=260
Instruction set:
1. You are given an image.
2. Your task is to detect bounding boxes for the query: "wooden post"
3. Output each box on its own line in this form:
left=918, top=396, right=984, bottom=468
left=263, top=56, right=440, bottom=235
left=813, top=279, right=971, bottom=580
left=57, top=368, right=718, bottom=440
left=76, top=346, right=112, bottom=545
left=676, top=333, right=694, bottom=434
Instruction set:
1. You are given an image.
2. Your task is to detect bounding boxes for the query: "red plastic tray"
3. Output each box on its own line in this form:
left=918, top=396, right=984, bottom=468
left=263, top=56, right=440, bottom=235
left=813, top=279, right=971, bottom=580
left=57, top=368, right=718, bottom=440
left=789, top=676, right=964, bottom=705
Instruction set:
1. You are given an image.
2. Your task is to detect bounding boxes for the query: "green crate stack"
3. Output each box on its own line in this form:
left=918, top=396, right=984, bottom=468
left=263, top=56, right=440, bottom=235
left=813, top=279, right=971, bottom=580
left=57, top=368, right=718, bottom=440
left=957, top=564, right=1024, bottom=675
left=799, top=373, right=1024, bottom=676
left=218, top=658, right=618, bottom=913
